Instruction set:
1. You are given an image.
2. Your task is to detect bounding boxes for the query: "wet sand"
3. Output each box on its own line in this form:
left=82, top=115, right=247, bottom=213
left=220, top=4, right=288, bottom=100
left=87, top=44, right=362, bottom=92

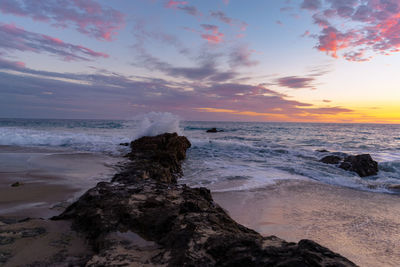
left=212, top=179, right=400, bottom=267
left=0, top=145, right=120, bottom=218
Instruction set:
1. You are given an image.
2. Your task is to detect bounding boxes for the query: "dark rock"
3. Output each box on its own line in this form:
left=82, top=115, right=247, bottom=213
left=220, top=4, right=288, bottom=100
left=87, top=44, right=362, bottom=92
left=339, top=154, right=378, bottom=177
left=320, top=155, right=342, bottom=164
left=11, top=182, right=22, bottom=187
left=119, top=142, right=129, bottom=146
left=0, top=251, right=12, bottom=264
left=316, top=149, right=330, bottom=153
left=206, top=128, right=223, bottom=133
left=114, top=133, right=191, bottom=184
left=53, top=132, right=356, bottom=266
left=388, top=184, right=400, bottom=190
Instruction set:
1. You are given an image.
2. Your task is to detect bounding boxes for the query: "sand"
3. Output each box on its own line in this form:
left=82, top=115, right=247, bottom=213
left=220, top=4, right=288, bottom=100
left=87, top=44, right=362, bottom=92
left=0, top=145, right=120, bottom=218
left=212, top=179, right=400, bottom=267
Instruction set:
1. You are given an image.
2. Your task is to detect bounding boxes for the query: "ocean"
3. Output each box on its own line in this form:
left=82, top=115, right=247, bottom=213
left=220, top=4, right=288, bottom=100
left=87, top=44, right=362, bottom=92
left=2, top=114, right=400, bottom=266
left=1, top=113, right=399, bottom=194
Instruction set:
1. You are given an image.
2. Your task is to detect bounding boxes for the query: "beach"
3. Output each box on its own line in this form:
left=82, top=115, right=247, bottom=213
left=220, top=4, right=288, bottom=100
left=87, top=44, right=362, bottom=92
left=213, top=179, right=400, bottom=267
left=0, top=145, right=120, bottom=219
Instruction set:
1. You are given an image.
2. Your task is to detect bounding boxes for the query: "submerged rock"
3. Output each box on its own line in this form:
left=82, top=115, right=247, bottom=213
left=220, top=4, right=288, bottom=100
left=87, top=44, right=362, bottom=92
left=339, top=154, right=378, bottom=177
left=206, top=128, right=223, bottom=133
left=51, top=132, right=355, bottom=266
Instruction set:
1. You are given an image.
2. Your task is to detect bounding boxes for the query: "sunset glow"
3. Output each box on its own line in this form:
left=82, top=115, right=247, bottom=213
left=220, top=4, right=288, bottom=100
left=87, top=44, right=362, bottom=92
left=0, top=0, right=399, bottom=123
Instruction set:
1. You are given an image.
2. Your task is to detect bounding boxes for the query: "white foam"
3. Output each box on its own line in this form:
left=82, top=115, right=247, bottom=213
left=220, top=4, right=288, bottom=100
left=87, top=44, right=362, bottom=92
left=132, top=112, right=182, bottom=139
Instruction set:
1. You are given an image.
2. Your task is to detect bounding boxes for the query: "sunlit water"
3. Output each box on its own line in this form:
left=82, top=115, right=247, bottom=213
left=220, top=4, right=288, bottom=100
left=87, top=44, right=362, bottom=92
left=0, top=116, right=399, bottom=194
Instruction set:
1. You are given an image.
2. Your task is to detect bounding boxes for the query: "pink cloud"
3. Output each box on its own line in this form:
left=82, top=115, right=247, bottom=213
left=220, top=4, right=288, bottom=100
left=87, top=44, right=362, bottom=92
left=301, top=0, right=400, bottom=61
left=0, top=23, right=109, bottom=61
left=0, top=0, right=125, bottom=41
left=165, top=0, right=188, bottom=8
left=0, top=57, right=26, bottom=69
left=200, top=24, right=224, bottom=43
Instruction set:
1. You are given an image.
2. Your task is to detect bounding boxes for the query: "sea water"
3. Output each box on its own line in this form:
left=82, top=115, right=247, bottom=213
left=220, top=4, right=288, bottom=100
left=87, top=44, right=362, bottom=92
left=0, top=113, right=399, bottom=194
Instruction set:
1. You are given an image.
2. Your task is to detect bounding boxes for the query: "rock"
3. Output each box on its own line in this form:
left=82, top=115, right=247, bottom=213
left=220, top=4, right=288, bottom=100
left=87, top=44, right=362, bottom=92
left=11, top=182, right=22, bottom=187
left=320, top=155, right=342, bottom=164
left=114, top=132, right=191, bottom=184
left=388, top=184, right=400, bottom=191
left=206, top=128, right=223, bottom=133
left=119, top=142, right=129, bottom=146
left=316, top=149, right=330, bottom=153
left=52, top=132, right=356, bottom=266
left=339, top=154, right=378, bottom=177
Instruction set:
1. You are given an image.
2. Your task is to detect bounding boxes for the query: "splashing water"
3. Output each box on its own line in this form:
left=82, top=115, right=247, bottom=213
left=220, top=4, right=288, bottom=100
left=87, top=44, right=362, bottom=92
left=133, top=112, right=182, bottom=139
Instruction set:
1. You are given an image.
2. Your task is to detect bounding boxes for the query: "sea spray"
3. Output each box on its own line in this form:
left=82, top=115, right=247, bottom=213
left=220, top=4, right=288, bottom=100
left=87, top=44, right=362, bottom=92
left=133, top=112, right=182, bottom=139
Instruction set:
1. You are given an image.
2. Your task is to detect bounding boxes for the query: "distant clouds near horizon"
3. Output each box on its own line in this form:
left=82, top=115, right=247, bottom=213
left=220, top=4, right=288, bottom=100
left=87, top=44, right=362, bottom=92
left=0, top=0, right=399, bottom=123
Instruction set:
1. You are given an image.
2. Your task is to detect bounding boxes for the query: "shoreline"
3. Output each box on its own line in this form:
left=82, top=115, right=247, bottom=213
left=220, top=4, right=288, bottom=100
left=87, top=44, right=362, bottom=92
left=0, top=145, right=121, bottom=219
left=213, top=179, right=400, bottom=267
left=1, top=135, right=390, bottom=265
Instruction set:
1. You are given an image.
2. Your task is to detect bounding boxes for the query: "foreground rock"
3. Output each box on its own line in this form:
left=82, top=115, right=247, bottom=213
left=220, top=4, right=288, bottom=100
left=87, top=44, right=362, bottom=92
left=320, top=153, right=378, bottom=177
left=50, top=133, right=355, bottom=266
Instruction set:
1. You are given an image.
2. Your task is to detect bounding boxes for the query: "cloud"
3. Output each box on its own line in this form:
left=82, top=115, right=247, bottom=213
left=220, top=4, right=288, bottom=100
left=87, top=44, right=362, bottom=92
left=210, top=10, right=248, bottom=31
left=0, top=0, right=125, bottom=41
left=0, top=57, right=26, bottom=69
left=276, top=76, right=316, bottom=89
left=210, top=11, right=233, bottom=24
left=0, top=23, right=109, bottom=61
left=0, top=63, right=352, bottom=120
left=165, top=1, right=188, bottom=8
left=200, top=24, right=224, bottom=43
left=133, top=45, right=237, bottom=82
left=229, top=45, right=259, bottom=67
left=164, top=0, right=200, bottom=16
left=301, top=0, right=400, bottom=61
left=301, top=0, right=322, bottom=10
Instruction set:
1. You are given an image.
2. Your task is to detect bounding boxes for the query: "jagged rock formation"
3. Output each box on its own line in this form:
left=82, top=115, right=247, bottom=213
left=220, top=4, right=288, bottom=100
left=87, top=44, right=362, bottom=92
left=51, top=133, right=356, bottom=266
left=320, top=153, right=378, bottom=177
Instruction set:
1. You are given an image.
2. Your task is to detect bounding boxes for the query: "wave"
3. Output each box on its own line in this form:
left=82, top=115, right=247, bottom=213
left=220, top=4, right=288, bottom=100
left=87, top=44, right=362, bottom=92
left=132, top=112, right=182, bottom=139
left=0, top=127, right=130, bottom=154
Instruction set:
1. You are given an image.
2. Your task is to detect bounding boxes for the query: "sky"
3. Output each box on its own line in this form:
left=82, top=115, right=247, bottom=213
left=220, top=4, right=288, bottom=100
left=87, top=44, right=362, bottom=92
left=0, top=0, right=399, bottom=123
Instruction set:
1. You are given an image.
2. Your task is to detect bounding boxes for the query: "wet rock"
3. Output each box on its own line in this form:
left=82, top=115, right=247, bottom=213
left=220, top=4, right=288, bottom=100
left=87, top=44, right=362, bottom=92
left=320, top=153, right=378, bottom=177
left=206, top=128, right=223, bottom=133
left=114, top=132, right=191, bottom=184
left=320, top=155, right=342, bottom=164
left=339, top=154, right=378, bottom=177
left=53, top=132, right=356, bottom=266
left=316, top=149, right=330, bottom=153
left=11, top=182, right=22, bottom=187
left=119, top=142, right=129, bottom=146
left=388, top=184, right=400, bottom=191
left=0, top=251, right=12, bottom=264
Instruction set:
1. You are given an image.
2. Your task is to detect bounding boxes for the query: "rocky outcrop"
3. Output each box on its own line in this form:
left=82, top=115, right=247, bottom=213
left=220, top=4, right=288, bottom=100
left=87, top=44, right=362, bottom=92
left=339, top=154, right=378, bottom=177
left=113, top=132, right=191, bottom=184
left=51, top=133, right=356, bottom=266
left=320, top=153, right=378, bottom=177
